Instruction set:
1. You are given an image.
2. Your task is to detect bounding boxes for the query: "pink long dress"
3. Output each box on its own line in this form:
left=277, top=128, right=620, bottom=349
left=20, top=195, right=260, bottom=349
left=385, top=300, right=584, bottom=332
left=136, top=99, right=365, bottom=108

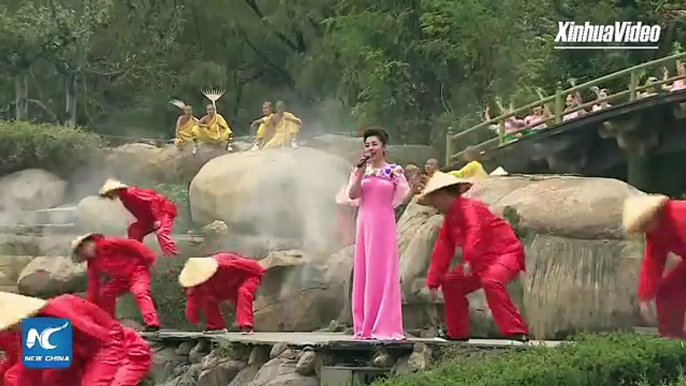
left=342, top=163, right=410, bottom=340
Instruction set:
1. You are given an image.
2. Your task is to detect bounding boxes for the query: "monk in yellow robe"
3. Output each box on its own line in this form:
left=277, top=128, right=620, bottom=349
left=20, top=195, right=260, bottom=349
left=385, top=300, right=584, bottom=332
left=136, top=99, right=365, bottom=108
left=249, top=101, right=275, bottom=151
left=263, top=101, right=302, bottom=149
left=448, top=146, right=488, bottom=179
left=174, top=104, right=198, bottom=148
left=194, top=104, right=234, bottom=152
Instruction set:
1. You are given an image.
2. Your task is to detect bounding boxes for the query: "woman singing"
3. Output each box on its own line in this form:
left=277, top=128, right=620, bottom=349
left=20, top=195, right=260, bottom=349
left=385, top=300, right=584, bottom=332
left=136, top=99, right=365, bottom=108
left=344, top=127, right=410, bottom=340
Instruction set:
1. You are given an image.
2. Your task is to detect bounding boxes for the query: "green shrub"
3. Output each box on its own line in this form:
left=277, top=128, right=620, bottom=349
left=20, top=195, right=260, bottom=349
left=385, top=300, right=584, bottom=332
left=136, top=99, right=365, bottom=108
left=0, top=120, right=106, bottom=178
left=375, top=334, right=686, bottom=386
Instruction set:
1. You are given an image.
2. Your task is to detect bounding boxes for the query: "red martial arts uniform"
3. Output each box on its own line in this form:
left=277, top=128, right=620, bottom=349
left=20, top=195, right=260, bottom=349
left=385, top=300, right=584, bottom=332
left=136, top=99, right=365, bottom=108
left=8, top=294, right=151, bottom=386
left=637, top=200, right=686, bottom=339
left=119, top=186, right=178, bottom=256
left=0, top=331, right=20, bottom=386
left=426, top=196, right=528, bottom=339
left=85, top=235, right=160, bottom=328
left=185, top=253, right=265, bottom=331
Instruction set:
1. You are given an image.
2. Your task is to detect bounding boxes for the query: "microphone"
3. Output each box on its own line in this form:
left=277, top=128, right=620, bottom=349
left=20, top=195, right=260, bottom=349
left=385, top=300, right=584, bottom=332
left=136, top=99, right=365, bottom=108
left=356, top=154, right=371, bottom=168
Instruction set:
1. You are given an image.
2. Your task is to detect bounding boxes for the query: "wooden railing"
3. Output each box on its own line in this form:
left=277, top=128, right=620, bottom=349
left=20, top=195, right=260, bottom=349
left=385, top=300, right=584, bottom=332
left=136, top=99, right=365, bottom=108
left=445, top=52, right=686, bottom=166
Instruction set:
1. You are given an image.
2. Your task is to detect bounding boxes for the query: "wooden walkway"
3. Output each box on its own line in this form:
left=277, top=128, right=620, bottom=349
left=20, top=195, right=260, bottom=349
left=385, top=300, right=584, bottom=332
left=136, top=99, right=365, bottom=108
left=140, top=330, right=564, bottom=350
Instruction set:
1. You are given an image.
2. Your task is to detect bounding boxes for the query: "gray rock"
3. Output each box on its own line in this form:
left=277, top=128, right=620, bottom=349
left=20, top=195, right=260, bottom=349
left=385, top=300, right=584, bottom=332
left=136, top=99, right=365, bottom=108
left=248, top=346, right=270, bottom=366
left=269, top=343, right=288, bottom=359
left=295, top=351, right=317, bottom=376
left=371, top=348, right=395, bottom=368
left=176, top=341, right=196, bottom=356
left=228, top=364, right=261, bottom=386
left=407, top=343, right=432, bottom=372
left=198, top=360, right=246, bottom=386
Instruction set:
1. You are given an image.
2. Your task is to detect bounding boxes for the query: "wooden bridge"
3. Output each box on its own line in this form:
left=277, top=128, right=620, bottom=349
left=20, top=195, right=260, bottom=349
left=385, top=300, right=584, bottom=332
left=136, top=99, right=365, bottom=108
left=446, top=52, right=686, bottom=193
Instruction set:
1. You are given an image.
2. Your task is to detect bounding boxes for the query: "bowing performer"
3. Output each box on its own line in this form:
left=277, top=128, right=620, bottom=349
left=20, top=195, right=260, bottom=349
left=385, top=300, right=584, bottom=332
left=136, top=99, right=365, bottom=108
left=0, top=330, right=20, bottom=386
left=0, top=292, right=151, bottom=386
left=418, top=172, right=529, bottom=342
left=623, top=194, right=686, bottom=339
left=179, top=252, right=264, bottom=334
left=100, top=179, right=178, bottom=256
left=71, top=233, right=161, bottom=332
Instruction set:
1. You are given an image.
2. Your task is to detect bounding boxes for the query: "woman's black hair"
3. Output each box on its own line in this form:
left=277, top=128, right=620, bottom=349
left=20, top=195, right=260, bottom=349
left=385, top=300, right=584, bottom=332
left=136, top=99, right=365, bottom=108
left=362, top=127, right=389, bottom=145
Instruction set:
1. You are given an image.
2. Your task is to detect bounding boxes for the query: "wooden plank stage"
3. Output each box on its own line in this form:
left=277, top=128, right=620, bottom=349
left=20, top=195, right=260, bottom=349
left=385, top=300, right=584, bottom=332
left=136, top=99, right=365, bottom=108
left=140, top=330, right=564, bottom=350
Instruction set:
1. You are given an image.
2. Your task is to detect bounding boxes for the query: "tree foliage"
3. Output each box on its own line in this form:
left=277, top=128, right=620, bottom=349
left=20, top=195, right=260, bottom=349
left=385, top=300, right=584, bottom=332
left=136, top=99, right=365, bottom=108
left=0, top=0, right=683, bottom=144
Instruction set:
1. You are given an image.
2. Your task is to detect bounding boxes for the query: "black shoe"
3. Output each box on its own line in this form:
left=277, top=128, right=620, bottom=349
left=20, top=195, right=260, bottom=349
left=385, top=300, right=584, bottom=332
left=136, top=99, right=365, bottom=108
left=143, top=325, right=160, bottom=333
left=508, top=334, right=529, bottom=343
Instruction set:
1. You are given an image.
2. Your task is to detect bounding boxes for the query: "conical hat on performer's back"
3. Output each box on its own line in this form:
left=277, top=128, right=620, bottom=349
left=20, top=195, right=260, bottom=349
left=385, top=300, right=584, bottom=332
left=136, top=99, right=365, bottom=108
left=179, top=257, right=219, bottom=288
left=99, top=179, right=128, bottom=196
left=417, top=172, right=472, bottom=205
left=0, top=292, right=47, bottom=331
left=622, top=194, right=669, bottom=233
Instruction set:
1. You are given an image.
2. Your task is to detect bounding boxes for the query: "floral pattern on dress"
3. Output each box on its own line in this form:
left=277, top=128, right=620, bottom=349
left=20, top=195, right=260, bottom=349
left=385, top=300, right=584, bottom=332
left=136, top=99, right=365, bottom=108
left=363, top=164, right=404, bottom=185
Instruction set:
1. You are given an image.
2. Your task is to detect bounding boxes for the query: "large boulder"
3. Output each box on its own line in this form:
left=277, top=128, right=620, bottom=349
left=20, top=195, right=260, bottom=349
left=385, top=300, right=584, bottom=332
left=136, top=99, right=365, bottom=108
left=397, top=175, right=648, bottom=339
left=17, top=256, right=86, bottom=297
left=253, top=249, right=351, bottom=331
left=0, top=255, right=35, bottom=292
left=75, top=195, right=134, bottom=235
left=0, top=169, right=67, bottom=212
left=105, top=143, right=166, bottom=183
left=189, top=148, right=350, bottom=251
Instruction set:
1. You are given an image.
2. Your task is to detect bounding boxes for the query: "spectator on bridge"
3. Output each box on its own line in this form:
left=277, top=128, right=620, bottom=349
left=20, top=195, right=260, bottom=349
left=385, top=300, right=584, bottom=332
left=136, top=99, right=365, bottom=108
left=638, top=77, right=660, bottom=99
left=520, top=105, right=549, bottom=131
left=448, top=147, right=487, bottom=180
left=417, top=172, right=529, bottom=342
left=71, top=233, right=161, bottom=333
left=623, top=195, right=686, bottom=339
left=180, top=253, right=265, bottom=334
left=591, top=87, right=612, bottom=112
left=662, top=61, right=686, bottom=93
left=563, top=91, right=587, bottom=122
left=0, top=330, right=20, bottom=385
left=0, top=292, right=151, bottom=386
left=492, top=98, right=526, bottom=142
left=100, top=179, right=178, bottom=256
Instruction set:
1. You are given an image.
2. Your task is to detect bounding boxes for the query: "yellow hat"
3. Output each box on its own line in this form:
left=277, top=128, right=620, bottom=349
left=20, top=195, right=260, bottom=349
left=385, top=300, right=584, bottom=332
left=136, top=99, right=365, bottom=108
left=179, top=257, right=219, bottom=288
left=70, top=233, right=95, bottom=260
left=0, top=292, right=47, bottom=331
left=417, top=172, right=472, bottom=204
left=99, top=179, right=128, bottom=196
left=622, top=194, right=669, bottom=233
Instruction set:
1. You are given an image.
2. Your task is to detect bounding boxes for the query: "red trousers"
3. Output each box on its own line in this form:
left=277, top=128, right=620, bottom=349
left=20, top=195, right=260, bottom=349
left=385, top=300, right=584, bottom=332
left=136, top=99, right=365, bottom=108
left=8, top=329, right=149, bottom=386
left=127, top=212, right=178, bottom=256
left=654, top=260, right=686, bottom=339
left=1, top=363, right=19, bottom=386
left=98, top=268, right=160, bottom=327
left=441, top=260, right=528, bottom=338
left=204, top=277, right=261, bottom=330
left=111, top=329, right=151, bottom=386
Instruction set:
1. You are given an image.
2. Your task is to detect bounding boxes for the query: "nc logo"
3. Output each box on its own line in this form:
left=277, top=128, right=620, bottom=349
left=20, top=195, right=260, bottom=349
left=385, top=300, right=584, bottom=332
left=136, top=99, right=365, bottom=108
left=25, top=321, right=69, bottom=350
left=21, top=317, right=73, bottom=369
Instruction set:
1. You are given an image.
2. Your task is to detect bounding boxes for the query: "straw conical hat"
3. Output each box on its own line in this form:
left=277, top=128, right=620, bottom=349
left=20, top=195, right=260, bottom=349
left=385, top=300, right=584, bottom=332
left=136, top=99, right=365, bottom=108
left=179, top=257, right=219, bottom=288
left=0, top=292, right=47, bottom=331
left=417, top=172, right=472, bottom=202
left=99, top=179, right=128, bottom=196
left=622, top=194, right=668, bottom=233
left=70, top=233, right=95, bottom=258
left=490, top=166, right=508, bottom=176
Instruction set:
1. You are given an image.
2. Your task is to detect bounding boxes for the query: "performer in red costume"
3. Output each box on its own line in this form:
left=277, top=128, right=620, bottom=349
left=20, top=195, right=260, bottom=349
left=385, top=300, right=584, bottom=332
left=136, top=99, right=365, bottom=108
left=71, top=233, right=161, bottom=332
left=0, top=292, right=151, bottom=386
left=623, top=194, right=686, bottom=339
left=100, top=179, right=178, bottom=256
left=179, top=252, right=264, bottom=334
left=0, top=330, right=20, bottom=386
left=418, top=172, right=529, bottom=342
